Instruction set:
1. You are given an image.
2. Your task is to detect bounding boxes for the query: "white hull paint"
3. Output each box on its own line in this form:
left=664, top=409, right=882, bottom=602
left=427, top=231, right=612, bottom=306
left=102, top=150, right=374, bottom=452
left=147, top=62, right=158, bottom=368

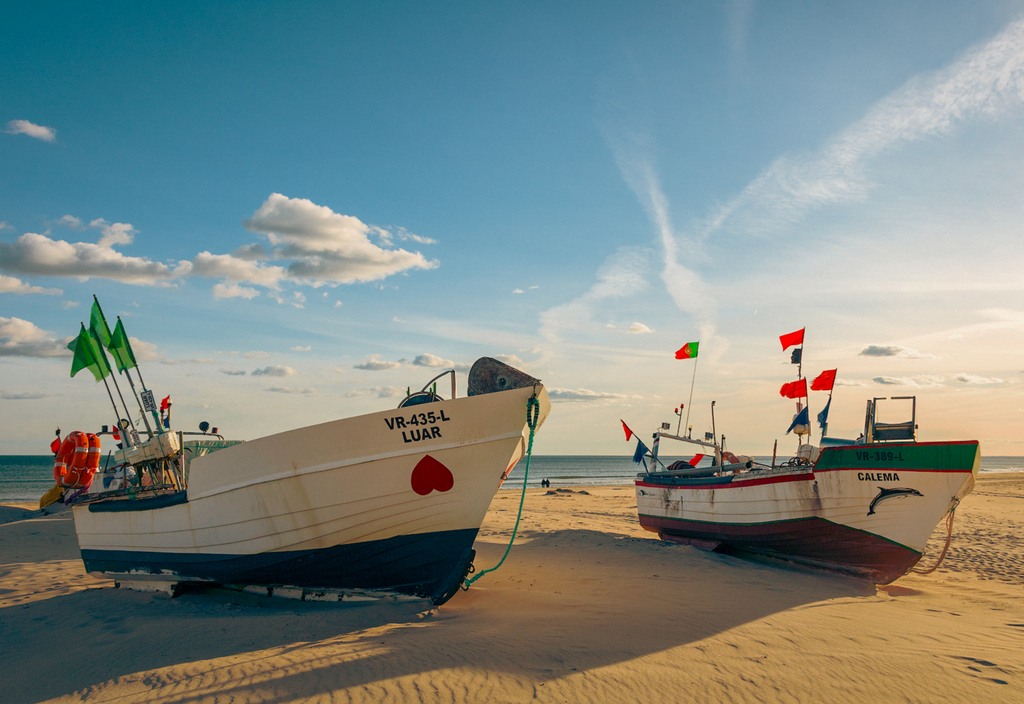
left=73, top=381, right=549, bottom=601
left=636, top=441, right=979, bottom=582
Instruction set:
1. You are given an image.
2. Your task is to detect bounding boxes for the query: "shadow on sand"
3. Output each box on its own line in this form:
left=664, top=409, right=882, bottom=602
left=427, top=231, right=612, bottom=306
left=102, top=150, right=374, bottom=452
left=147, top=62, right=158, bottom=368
left=1, top=519, right=876, bottom=703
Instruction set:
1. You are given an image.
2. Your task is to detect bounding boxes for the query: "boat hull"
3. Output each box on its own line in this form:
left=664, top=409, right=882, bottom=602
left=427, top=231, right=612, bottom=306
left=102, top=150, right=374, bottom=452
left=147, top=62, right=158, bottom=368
left=636, top=440, right=979, bottom=583
left=73, top=383, right=549, bottom=603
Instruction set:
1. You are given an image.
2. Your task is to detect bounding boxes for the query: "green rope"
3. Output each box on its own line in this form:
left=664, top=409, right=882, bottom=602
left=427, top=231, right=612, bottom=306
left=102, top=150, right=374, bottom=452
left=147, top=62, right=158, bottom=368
left=463, top=394, right=540, bottom=590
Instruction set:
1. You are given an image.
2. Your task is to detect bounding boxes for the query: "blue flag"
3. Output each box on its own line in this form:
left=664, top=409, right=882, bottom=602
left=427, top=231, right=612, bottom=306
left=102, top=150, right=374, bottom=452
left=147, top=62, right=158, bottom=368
left=786, top=406, right=810, bottom=435
left=632, top=438, right=649, bottom=464
left=817, top=397, right=831, bottom=432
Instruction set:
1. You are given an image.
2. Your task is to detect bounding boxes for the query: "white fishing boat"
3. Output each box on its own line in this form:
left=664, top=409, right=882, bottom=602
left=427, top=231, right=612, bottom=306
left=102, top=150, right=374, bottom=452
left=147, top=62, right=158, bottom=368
left=60, top=357, right=549, bottom=604
left=630, top=332, right=979, bottom=583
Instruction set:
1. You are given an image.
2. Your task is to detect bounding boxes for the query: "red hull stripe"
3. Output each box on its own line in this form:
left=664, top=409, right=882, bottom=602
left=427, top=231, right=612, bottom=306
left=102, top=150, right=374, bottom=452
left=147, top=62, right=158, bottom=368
left=636, top=472, right=811, bottom=491
left=639, top=514, right=920, bottom=584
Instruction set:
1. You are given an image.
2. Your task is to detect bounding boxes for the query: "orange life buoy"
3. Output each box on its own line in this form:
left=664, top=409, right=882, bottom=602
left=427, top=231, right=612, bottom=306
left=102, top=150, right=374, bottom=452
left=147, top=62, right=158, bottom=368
left=86, top=433, right=101, bottom=472
left=53, top=436, right=75, bottom=484
left=55, top=431, right=99, bottom=489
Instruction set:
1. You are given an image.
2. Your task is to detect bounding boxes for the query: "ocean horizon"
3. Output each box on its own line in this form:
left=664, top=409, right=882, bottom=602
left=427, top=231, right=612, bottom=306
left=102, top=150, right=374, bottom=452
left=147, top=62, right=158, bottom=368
left=2, top=453, right=1022, bottom=504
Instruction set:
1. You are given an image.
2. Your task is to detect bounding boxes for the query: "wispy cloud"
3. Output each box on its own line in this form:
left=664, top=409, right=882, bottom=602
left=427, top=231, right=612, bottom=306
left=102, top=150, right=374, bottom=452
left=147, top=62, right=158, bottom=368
left=0, top=391, right=51, bottom=400
left=266, top=386, right=317, bottom=395
left=951, top=372, right=1006, bottom=385
left=212, top=282, right=261, bottom=299
left=252, top=365, right=297, bottom=377
left=859, top=344, right=936, bottom=359
left=603, top=16, right=1024, bottom=348
left=5, top=119, right=56, bottom=142
left=704, top=18, right=1024, bottom=242
left=872, top=374, right=945, bottom=387
left=539, top=247, right=654, bottom=342
left=548, top=387, right=628, bottom=402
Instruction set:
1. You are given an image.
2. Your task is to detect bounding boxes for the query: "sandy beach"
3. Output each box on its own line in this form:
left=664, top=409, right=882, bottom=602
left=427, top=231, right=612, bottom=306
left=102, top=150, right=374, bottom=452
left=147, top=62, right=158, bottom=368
left=1, top=474, right=1021, bottom=703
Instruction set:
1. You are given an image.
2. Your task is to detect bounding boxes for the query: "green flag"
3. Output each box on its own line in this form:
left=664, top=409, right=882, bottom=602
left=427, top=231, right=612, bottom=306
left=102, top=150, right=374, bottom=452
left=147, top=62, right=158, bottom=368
left=90, top=297, right=114, bottom=348
left=69, top=324, right=111, bottom=381
left=108, top=318, right=138, bottom=372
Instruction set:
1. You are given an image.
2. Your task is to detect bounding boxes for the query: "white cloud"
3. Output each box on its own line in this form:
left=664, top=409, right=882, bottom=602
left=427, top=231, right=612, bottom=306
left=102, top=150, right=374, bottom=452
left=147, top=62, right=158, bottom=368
left=243, top=351, right=271, bottom=359
left=190, top=252, right=286, bottom=289
left=548, top=387, right=627, bottom=402
left=0, top=275, right=61, bottom=295
left=252, top=365, right=297, bottom=377
left=291, top=345, right=311, bottom=352
left=627, top=322, right=653, bottom=334
left=231, top=243, right=268, bottom=260
left=0, top=232, right=184, bottom=285
left=220, top=369, right=247, bottom=376
left=512, top=288, right=524, bottom=294
left=242, top=193, right=438, bottom=284
left=493, top=354, right=526, bottom=369
left=89, top=219, right=137, bottom=247
left=5, top=119, right=56, bottom=142
left=354, top=354, right=401, bottom=371
left=859, top=345, right=936, bottom=359
left=0, top=317, right=71, bottom=357
left=267, top=386, right=317, bottom=395
left=412, top=353, right=454, bottom=368
left=212, top=283, right=260, bottom=300
left=57, top=215, right=83, bottom=229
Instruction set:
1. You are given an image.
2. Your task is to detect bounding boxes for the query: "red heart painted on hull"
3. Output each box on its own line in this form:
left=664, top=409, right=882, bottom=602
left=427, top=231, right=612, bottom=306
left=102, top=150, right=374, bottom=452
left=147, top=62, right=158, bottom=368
left=411, top=455, right=454, bottom=496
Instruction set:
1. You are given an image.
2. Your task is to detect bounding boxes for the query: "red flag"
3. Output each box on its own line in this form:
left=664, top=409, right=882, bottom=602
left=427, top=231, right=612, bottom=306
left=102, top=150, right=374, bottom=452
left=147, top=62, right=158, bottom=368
left=50, top=437, right=61, bottom=454
left=780, top=328, right=805, bottom=351
left=621, top=420, right=634, bottom=441
left=160, top=395, right=170, bottom=410
left=780, top=378, right=807, bottom=399
left=811, top=369, right=837, bottom=392
left=688, top=454, right=705, bottom=467
left=675, top=341, right=699, bottom=359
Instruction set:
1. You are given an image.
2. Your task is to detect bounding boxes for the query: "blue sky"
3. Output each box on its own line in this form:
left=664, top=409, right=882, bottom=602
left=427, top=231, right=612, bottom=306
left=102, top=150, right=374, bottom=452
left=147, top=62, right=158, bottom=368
left=3, top=1, right=1023, bottom=455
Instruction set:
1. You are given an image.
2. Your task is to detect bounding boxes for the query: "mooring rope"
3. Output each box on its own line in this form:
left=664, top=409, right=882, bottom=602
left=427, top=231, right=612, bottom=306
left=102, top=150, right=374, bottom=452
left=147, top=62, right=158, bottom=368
left=911, top=498, right=960, bottom=575
left=462, top=394, right=540, bottom=590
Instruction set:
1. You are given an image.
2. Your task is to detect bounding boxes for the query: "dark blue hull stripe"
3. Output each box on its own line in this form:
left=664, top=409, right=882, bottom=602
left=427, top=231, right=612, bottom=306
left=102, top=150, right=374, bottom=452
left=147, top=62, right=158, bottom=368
left=81, top=528, right=478, bottom=602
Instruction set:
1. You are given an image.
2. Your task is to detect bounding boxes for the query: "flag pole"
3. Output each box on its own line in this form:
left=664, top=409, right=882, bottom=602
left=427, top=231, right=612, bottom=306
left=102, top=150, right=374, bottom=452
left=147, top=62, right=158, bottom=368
left=799, top=327, right=809, bottom=450
left=684, top=353, right=698, bottom=437
left=115, top=314, right=162, bottom=433
left=821, top=389, right=833, bottom=441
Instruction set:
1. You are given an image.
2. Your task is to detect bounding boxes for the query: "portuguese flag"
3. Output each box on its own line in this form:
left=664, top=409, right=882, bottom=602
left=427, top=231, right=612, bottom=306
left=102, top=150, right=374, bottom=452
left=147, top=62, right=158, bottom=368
left=675, top=341, right=699, bottom=359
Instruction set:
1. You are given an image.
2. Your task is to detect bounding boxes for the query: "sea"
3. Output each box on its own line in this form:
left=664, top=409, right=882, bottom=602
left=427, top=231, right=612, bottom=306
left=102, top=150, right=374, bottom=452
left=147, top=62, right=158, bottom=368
left=2, top=454, right=1022, bottom=504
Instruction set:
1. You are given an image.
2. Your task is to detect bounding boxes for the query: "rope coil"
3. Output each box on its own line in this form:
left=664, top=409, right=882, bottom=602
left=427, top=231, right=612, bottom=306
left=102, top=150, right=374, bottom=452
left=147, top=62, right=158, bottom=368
left=463, top=394, right=540, bottom=590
